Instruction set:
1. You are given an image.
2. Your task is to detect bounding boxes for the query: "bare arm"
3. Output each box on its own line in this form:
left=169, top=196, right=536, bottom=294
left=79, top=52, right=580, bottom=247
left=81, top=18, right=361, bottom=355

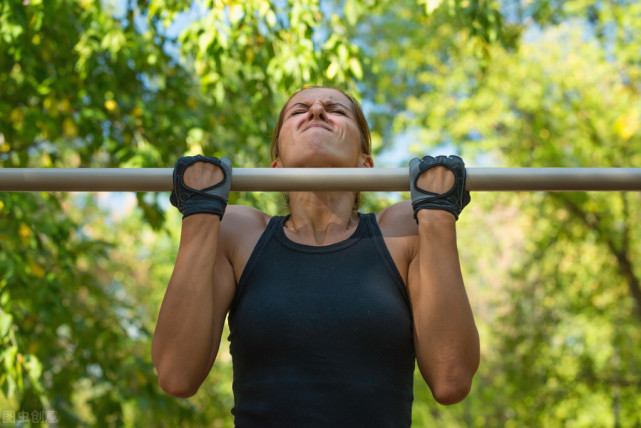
left=152, top=215, right=235, bottom=397
left=408, top=210, right=479, bottom=405
left=152, top=161, right=235, bottom=398
left=408, top=164, right=480, bottom=405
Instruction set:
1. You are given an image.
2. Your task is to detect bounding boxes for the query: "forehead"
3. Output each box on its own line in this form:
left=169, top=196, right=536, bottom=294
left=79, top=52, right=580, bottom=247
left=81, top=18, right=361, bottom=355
left=286, top=88, right=352, bottom=108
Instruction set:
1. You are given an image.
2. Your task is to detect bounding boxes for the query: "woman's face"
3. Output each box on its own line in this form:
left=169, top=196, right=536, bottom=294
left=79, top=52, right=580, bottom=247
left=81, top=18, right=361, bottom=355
left=272, top=88, right=373, bottom=169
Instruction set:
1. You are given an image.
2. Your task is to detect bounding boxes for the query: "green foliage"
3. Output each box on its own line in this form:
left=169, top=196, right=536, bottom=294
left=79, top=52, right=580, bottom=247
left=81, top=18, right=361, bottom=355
left=1, top=0, right=640, bottom=426
left=0, top=0, right=201, bottom=168
left=367, top=1, right=641, bottom=424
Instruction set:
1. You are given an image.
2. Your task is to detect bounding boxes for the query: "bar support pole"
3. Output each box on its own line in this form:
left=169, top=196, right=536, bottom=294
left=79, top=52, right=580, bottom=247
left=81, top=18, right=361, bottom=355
left=0, top=168, right=640, bottom=192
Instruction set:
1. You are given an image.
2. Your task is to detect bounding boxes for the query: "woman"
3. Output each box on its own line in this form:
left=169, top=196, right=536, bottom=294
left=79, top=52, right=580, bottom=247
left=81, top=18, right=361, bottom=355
left=152, top=87, right=479, bottom=426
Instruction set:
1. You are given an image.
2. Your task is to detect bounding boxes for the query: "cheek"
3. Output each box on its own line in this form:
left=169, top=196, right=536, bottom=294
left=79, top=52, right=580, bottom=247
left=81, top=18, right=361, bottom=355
left=278, top=123, right=294, bottom=144
left=346, top=125, right=363, bottom=151
left=280, top=117, right=302, bottom=137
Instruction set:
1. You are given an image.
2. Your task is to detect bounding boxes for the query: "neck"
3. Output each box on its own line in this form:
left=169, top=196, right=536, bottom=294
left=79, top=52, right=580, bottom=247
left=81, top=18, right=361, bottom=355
left=285, top=191, right=359, bottom=245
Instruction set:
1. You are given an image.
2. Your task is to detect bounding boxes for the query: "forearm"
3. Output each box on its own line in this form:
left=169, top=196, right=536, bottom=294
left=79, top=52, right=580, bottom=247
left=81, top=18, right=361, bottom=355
left=152, top=214, right=222, bottom=396
left=411, top=210, right=479, bottom=403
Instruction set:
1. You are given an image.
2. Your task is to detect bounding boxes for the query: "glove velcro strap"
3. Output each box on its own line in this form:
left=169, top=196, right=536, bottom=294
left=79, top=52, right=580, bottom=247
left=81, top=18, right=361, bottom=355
left=181, top=192, right=227, bottom=219
left=412, top=199, right=461, bottom=220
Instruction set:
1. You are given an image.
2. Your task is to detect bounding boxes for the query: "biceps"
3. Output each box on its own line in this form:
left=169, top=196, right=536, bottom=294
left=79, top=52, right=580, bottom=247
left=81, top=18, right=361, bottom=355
left=212, top=249, right=236, bottom=327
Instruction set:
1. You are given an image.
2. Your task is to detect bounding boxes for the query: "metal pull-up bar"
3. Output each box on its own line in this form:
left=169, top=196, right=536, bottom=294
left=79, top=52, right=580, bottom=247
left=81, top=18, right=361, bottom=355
left=0, top=168, right=640, bottom=192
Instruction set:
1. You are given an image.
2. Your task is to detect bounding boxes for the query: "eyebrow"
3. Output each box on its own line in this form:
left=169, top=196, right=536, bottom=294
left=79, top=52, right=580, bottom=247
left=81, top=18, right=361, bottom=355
left=287, top=102, right=352, bottom=112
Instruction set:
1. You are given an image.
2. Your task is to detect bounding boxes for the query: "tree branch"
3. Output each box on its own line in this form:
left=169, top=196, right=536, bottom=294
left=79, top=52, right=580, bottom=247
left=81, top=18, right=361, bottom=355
left=551, top=194, right=641, bottom=322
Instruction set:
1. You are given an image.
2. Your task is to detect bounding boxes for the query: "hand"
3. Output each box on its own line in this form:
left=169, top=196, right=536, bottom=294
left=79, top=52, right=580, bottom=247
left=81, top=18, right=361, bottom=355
left=183, top=159, right=225, bottom=190
left=170, top=155, right=232, bottom=219
left=409, top=155, right=470, bottom=221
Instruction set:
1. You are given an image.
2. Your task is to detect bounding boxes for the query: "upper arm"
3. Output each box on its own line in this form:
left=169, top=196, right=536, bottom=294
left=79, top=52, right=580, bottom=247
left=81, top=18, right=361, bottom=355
left=209, top=204, right=270, bottom=334
left=220, top=205, right=271, bottom=284
left=211, top=238, right=236, bottom=329
left=200, top=205, right=269, bottom=375
left=377, top=200, right=419, bottom=286
left=216, top=205, right=270, bottom=321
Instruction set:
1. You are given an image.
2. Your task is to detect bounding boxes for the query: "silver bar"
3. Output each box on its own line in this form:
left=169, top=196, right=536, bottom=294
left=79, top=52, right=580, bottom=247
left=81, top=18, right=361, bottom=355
left=0, top=168, right=640, bottom=192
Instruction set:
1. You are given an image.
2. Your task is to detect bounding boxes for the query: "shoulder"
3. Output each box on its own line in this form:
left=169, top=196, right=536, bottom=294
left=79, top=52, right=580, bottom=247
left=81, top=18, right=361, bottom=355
left=374, top=201, right=419, bottom=283
left=375, top=200, right=418, bottom=238
left=217, top=205, right=273, bottom=281
left=220, top=205, right=271, bottom=239
left=222, top=204, right=271, bottom=227
left=220, top=205, right=271, bottom=255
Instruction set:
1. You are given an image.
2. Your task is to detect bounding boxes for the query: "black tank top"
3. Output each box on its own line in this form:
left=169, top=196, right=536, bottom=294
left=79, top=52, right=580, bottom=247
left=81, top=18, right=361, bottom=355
left=228, top=213, right=415, bottom=427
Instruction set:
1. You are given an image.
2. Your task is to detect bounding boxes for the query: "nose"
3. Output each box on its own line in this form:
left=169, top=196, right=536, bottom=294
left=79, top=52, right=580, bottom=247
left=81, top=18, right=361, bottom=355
left=307, top=102, right=327, bottom=121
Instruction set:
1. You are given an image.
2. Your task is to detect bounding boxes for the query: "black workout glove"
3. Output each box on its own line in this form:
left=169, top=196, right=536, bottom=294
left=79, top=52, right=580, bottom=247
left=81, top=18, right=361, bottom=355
left=170, top=155, right=232, bottom=219
left=409, top=155, right=471, bottom=221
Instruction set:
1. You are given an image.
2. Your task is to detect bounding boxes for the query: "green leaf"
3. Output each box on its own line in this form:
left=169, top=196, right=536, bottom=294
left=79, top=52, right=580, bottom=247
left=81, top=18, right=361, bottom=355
left=0, top=311, right=12, bottom=338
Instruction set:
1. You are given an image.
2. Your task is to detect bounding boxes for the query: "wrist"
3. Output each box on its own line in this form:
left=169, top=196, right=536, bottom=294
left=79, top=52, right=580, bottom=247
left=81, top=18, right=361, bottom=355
left=182, top=212, right=222, bottom=225
left=416, top=209, right=456, bottom=225
left=181, top=194, right=227, bottom=220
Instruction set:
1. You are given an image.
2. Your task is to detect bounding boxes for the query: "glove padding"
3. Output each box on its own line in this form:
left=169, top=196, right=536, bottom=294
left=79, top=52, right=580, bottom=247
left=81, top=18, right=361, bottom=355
left=170, top=155, right=232, bottom=219
left=409, top=155, right=471, bottom=221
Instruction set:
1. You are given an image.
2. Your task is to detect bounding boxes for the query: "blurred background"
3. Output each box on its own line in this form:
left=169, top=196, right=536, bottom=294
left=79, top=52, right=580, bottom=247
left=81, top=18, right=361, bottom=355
left=0, top=0, right=640, bottom=426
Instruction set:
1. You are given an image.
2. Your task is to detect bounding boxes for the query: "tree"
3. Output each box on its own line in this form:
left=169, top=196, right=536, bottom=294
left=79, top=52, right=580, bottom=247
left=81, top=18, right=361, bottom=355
left=351, top=1, right=641, bottom=424
left=3, top=0, right=639, bottom=425
left=0, top=0, right=374, bottom=425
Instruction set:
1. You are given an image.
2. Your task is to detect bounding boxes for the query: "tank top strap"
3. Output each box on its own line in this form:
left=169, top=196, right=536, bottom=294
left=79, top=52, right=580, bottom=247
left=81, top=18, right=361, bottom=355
left=362, top=213, right=411, bottom=307
left=230, top=213, right=410, bottom=317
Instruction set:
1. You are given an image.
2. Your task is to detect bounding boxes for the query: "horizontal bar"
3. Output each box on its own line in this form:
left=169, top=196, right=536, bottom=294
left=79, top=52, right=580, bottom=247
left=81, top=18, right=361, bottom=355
left=0, top=168, right=640, bottom=192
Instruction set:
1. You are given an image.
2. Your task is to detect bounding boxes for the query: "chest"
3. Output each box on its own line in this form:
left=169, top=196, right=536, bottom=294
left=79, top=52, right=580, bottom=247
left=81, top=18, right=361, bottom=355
left=228, top=238, right=414, bottom=367
left=230, top=229, right=414, bottom=287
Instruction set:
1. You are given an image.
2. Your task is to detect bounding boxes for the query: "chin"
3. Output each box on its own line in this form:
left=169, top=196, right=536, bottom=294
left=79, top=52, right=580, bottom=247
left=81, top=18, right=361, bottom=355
left=283, top=147, right=359, bottom=168
left=286, top=152, right=334, bottom=168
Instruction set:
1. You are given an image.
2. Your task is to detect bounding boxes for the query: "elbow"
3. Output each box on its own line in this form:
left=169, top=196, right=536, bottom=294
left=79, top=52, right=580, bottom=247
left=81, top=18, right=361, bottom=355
left=152, top=345, right=204, bottom=398
left=153, top=356, right=203, bottom=398
left=431, top=379, right=473, bottom=405
left=421, top=360, right=478, bottom=406
left=157, top=374, right=201, bottom=398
